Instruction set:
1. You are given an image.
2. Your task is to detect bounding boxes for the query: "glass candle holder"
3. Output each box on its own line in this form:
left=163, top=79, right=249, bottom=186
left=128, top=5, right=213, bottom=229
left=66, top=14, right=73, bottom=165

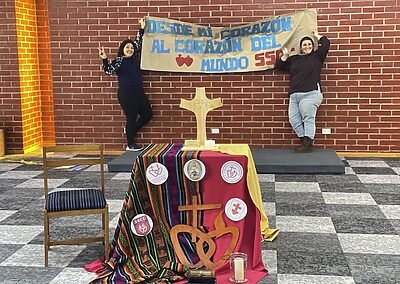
left=229, top=252, right=247, bottom=283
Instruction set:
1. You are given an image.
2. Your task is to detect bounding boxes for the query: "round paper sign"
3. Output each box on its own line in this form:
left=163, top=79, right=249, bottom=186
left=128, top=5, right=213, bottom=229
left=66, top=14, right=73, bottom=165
left=221, top=161, right=243, bottom=184
left=224, top=198, right=247, bottom=222
left=131, top=214, right=153, bottom=236
left=184, top=159, right=206, bottom=182
left=146, top=162, right=168, bottom=185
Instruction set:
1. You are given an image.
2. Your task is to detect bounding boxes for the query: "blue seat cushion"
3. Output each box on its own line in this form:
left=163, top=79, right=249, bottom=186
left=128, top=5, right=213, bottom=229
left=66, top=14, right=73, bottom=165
left=46, top=188, right=106, bottom=212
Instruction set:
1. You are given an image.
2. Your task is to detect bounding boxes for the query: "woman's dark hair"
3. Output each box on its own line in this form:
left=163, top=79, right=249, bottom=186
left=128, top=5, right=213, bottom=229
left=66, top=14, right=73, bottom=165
left=300, top=36, right=314, bottom=48
left=117, top=39, right=135, bottom=57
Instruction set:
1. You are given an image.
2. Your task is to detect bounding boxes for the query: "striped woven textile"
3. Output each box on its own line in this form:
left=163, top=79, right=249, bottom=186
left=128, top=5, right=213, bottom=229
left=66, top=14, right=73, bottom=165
left=91, top=144, right=203, bottom=283
left=46, top=188, right=106, bottom=212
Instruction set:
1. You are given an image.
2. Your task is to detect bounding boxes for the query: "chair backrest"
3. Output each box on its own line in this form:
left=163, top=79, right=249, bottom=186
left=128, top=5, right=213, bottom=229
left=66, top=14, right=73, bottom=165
left=42, top=144, right=105, bottom=198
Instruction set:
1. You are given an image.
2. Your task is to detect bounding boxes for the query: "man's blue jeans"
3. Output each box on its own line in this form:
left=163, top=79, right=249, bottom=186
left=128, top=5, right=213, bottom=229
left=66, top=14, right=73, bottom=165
left=288, top=90, right=323, bottom=139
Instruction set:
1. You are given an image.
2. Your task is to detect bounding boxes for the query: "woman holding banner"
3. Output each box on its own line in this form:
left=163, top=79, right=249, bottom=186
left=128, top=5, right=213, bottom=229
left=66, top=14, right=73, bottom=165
left=275, top=30, right=330, bottom=153
left=98, top=18, right=152, bottom=151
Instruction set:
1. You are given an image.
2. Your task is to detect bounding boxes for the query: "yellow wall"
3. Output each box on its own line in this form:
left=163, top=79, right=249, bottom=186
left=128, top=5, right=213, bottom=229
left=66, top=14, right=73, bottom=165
left=15, top=0, right=55, bottom=153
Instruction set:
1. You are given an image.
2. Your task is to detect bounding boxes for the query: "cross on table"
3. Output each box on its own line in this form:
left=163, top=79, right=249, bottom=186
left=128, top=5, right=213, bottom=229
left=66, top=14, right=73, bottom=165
left=178, top=195, right=221, bottom=242
left=180, top=87, right=222, bottom=148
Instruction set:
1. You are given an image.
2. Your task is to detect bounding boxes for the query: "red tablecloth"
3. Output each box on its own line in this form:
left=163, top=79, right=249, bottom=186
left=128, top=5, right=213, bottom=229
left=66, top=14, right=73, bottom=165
left=197, top=150, right=267, bottom=283
left=86, top=144, right=267, bottom=283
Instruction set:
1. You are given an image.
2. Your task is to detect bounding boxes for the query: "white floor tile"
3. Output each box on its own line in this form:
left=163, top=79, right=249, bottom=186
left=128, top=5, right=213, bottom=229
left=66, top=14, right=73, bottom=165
left=263, top=202, right=275, bottom=216
left=49, top=267, right=97, bottom=284
left=0, top=244, right=86, bottom=267
left=85, top=164, right=109, bottom=172
left=275, top=182, right=320, bottom=192
left=258, top=174, right=275, bottom=182
left=0, top=210, right=17, bottom=222
left=0, top=225, right=42, bottom=244
left=358, top=174, right=400, bottom=184
left=347, top=160, right=389, bottom=168
left=276, top=216, right=336, bottom=233
left=262, top=250, right=277, bottom=274
left=322, top=192, right=377, bottom=205
left=109, top=214, right=120, bottom=233
left=16, top=178, right=69, bottom=188
left=379, top=205, right=400, bottom=219
left=338, top=233, right=400, bottom=255
left=0, top=163, right=22, bottom=171
left=111, top=172, right=132, bottom=180
left=0, top=171, right=42, bottom=179
left=278, top=274, right=356, bottom=284
left=107, top=199, right=124, bottom=213
left=345, top=167, right=355, bottom=175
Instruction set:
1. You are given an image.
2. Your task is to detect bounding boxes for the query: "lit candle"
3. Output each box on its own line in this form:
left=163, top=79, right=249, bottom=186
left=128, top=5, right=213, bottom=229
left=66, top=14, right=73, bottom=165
left=234, top=257, right=245, bottom=281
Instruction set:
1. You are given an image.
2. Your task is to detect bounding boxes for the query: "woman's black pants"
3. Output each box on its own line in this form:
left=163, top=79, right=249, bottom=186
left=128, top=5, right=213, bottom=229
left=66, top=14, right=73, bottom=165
left=117, top=86, right=152, bottom=146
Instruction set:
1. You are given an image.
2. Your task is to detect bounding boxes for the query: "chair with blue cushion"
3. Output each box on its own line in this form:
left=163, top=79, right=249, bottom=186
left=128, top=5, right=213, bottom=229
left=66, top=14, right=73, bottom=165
left=42, top=144, right=109, bottom=267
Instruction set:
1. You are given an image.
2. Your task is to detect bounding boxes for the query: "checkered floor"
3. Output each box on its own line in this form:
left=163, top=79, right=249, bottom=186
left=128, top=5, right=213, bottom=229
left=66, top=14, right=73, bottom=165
left=0, top=156, right=399, bottom=283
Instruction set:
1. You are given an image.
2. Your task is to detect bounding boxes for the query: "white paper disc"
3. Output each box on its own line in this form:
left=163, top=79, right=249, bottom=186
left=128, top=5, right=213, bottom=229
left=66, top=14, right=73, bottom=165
left=221, top=161, right=243, bottom=184
left=131, top=214, right=153, bottom=236
left=184, top=159, right=206, bottom=182
left=146, top=162, right=168, bottom=185
left=224, top=198, right=247, bottom=222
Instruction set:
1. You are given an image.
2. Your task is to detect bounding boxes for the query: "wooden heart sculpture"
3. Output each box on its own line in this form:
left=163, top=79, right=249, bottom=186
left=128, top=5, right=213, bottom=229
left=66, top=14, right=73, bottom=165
left=170, top=224, right=215, bottom=268
left=170, top=211, right=239, bottom=270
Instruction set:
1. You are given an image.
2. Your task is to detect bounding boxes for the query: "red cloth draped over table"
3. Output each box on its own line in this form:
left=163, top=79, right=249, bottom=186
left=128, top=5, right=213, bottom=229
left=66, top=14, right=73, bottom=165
left=86, top=143, right=267, bottom=283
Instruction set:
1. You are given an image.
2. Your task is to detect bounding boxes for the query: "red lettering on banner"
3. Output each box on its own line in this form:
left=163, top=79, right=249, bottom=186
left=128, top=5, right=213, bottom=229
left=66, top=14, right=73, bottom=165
left=254, top=50, right=280, bottom=66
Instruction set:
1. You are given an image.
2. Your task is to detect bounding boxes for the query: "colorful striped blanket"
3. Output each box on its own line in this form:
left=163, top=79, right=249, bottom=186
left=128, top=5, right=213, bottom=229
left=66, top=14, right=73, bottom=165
left=88, top=143, right=267, bottom=283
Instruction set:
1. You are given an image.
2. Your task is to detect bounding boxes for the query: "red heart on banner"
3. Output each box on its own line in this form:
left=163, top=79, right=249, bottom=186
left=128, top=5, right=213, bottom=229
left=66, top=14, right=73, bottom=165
left=176, top=54, right=185, bottom=66
left=185, top=55, right=193, bottom=67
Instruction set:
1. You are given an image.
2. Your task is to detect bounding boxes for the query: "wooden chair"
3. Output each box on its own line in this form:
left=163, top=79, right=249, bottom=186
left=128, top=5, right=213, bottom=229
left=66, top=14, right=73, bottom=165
left=42, top=144, right=109, bottom=267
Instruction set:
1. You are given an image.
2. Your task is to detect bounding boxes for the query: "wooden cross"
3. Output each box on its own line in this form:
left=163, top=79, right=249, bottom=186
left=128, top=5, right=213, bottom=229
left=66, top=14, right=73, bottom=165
left=180, top=87, right=222, bottom=148
left=178, top=196, right=221, bottom=242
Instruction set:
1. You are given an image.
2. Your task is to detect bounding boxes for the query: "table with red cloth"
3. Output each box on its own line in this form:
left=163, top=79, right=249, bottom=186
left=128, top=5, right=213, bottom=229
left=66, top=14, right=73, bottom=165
left=87, top=143, right=268, bottom=283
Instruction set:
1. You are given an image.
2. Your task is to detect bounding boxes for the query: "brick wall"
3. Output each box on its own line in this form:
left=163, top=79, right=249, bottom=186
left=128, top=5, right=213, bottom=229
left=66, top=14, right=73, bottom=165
left=37, top=0, right=56, bottom=148
left=1, top=0, right=399, bottom=152
left=0, top=0, right=24, bottom=152
left=0, top=0, right=54, bottom=154
left=15, top=0, right=42, bottom=152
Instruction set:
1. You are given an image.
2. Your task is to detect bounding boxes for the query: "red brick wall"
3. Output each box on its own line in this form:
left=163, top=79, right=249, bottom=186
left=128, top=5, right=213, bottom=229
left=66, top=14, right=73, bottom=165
left=2, top=0, right=399, bottom=152
left=0, top=0, right=24, bottom=152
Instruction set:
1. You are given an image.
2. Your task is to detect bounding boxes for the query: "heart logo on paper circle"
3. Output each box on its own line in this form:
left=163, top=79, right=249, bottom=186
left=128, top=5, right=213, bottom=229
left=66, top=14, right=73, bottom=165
left=221, top=161, right=243, bottom=184
left=131, top=214, right=153, bottom=236
left=146, top=162, right=168, bottom=185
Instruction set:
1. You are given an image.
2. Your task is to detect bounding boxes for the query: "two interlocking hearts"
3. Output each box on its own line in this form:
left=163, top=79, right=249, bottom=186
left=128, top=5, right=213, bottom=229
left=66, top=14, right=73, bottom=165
left=176, top=54, right=193, bottom=67
left=170, top=212, right=239, bottom=270
left=148, top=164, right=163, bottom=177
